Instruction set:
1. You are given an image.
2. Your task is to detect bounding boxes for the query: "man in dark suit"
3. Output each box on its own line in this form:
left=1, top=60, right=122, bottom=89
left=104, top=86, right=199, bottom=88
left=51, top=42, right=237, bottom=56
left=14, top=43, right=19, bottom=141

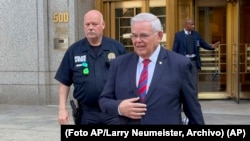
left=172, top=18, right=220, bottom=89
left=99, top=13, right=204, bottom=124
left=172, top=18, right=219, bottom=125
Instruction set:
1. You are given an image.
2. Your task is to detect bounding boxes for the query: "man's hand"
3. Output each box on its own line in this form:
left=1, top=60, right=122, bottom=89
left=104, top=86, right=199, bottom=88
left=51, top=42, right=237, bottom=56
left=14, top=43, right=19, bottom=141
left=118, top=97, right=147, bottom=119
left=211, top=41, right=220, bottom=48
left=58, top=108, right=71, bottom=125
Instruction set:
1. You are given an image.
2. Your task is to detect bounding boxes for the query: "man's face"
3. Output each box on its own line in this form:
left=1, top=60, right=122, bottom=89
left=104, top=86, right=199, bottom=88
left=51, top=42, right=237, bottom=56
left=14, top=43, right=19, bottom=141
left=84, top=13, right=105, bottom=40
left=131, top=21, right=163, bottom=59
left=186, top=21, right=195, bottom=31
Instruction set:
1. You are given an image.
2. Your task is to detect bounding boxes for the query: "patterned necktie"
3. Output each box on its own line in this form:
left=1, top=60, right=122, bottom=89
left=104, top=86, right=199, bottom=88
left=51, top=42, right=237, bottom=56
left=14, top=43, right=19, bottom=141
left=138, top=59, right=151, bottom=102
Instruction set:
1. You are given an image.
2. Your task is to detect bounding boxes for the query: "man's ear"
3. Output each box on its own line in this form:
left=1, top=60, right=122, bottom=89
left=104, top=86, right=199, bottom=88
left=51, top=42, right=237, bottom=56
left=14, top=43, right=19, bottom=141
left=102, top=21, right=105, bottom=29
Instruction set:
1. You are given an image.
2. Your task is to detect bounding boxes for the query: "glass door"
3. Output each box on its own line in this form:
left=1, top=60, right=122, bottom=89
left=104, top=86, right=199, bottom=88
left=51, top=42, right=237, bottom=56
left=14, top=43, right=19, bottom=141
left=111, top=0, right=143, bottom=52
left=239, top=0, right=250, bottom=100
left=110, top=0, right=166, bottom=52
left=194, top=0, right=228, bottom=99
left=196, top=3, right=228, bottom=99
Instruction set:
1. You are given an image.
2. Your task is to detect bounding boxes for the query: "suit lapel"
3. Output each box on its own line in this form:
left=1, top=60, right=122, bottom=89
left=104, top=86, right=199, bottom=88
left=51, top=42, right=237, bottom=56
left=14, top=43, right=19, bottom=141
left=182, top=30, right=187, bottom=52
left=128, top=53, right=140, bottom=97
left=144, top=47, right=168, bottom=103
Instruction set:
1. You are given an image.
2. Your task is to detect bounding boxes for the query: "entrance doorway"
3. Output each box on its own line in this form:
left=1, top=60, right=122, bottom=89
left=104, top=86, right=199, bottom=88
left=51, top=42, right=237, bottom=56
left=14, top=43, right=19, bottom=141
left=195, top=0, right=229, bottom=99
left=196, top=5, right=228, bottom=99
left=196, top=0, right=250, bottom=100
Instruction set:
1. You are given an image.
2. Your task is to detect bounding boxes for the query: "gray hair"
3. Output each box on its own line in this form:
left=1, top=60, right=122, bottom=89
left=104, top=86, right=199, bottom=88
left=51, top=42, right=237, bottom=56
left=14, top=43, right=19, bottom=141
left=131, top=13, right=162, bottom=33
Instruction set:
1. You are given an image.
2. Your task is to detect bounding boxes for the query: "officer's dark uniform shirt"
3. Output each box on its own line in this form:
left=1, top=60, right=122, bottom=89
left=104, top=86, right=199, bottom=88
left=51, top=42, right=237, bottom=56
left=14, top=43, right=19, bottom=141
left=55, top=36, right=127, bottom=106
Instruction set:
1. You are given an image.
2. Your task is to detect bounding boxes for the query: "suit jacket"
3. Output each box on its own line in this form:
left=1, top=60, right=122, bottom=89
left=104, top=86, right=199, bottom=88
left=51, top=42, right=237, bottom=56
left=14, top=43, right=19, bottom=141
left=172, top=30, right=215, bottom=70
left=99, top=46, right=204, bottom=125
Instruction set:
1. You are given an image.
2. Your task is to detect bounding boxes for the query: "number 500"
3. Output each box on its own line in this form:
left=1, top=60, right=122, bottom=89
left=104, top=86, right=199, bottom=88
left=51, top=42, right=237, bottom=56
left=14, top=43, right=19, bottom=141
left=53, top=12, right=69, bottom=23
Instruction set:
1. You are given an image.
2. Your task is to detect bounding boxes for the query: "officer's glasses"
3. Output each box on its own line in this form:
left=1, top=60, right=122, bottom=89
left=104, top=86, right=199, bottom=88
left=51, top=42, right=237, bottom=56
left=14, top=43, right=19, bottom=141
left=82, top=62, right=89, bottom=75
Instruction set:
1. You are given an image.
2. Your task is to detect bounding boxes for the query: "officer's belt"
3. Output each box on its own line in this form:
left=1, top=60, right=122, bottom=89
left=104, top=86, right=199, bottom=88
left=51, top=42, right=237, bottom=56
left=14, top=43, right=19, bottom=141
left=78, top=103, right=101, bottom=111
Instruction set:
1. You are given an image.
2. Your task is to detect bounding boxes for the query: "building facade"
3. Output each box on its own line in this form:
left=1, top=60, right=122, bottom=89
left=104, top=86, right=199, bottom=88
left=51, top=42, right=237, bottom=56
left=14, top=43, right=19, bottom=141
left=0, top=0, right=249, bottom=105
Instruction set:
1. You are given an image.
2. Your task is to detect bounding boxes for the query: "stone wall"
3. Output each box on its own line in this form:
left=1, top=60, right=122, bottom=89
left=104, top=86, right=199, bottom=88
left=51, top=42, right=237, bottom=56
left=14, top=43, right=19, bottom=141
left=0, top=0, right=95, bottom=105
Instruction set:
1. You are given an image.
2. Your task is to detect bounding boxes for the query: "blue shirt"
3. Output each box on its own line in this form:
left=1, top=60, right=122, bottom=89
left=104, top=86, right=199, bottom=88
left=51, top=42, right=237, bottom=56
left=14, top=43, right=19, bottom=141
left=55, top=36, right=127, bottom=106
left=136, top=45, right=160, bottom=93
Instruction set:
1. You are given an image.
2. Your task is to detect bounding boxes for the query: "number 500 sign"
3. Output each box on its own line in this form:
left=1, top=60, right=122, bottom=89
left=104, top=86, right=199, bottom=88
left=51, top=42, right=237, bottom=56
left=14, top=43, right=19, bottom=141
left=53, top=12, right=69, bottom=23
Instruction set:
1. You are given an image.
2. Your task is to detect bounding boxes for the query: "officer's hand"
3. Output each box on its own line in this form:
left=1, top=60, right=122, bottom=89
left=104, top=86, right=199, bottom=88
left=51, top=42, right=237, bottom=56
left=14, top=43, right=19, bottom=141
left=118, top=97, right=147, bottom=119
left=58, top=108, right=70, bottom=125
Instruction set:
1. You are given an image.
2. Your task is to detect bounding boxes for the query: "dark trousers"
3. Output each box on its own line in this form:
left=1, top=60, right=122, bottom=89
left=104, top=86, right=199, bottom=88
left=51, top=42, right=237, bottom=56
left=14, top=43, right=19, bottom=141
left=79, top=104, right=119, bottom=125
left=190, top=60, right=198, bottom=94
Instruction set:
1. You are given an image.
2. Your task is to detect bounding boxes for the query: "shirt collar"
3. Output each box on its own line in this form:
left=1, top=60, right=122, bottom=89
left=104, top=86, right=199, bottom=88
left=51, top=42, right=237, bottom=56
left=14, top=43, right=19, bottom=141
left=184, top=29, right=190, bottom=35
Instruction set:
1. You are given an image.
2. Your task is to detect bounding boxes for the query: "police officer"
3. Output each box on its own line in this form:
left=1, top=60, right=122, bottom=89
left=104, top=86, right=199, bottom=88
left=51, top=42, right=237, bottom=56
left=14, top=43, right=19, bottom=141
left=55, top=10, right=127, bottom=125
